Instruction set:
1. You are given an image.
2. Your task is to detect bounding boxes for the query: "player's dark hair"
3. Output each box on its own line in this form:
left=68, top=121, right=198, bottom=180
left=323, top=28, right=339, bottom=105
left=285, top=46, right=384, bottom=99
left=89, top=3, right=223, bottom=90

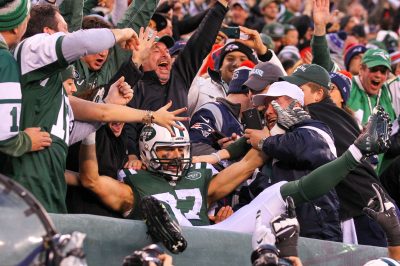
left=23, top=4, right=60, bottom=39
left=82, top=15, right=112, bottom=30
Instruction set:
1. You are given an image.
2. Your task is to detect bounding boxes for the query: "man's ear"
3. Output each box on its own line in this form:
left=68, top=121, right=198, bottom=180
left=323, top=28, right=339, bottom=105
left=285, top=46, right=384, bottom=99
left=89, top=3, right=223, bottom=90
left=43, top=27, right=55, bottom=34
left=314, top=87, right=324, bottom=102
left=10, top=28, right=18, bottom=35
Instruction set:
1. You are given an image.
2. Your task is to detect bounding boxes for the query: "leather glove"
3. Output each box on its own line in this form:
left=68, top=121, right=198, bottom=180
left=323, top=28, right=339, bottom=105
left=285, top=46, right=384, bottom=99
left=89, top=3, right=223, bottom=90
left=363, top=183, right=400, bottom=246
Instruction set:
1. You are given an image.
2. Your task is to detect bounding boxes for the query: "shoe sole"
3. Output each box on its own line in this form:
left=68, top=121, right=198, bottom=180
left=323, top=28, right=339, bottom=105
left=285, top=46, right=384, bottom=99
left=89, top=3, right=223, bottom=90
left=140, top=196, right=187, bottom=254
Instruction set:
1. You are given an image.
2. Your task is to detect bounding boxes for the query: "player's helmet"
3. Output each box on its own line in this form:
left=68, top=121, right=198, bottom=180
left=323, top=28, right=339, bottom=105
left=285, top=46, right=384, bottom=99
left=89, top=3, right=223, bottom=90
left=364, top=258, right=400, bottom=266
left=139, top=122, right=191, bottom=182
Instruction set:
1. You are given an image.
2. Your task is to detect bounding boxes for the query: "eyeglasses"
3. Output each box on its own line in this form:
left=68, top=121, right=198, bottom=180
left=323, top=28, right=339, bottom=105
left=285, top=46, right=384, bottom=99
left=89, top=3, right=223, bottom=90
left=369, top=66, right=389, bottom=74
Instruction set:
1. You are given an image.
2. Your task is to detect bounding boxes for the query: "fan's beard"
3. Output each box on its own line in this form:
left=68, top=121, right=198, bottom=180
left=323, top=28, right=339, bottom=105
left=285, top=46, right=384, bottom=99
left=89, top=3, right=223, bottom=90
left=270, top=124, right=286, bottom=136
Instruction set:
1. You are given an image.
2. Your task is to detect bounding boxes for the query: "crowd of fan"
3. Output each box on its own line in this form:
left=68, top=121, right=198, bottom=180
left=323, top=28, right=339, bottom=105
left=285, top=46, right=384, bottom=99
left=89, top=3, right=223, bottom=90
left=2, top=0, right=400, bottom=265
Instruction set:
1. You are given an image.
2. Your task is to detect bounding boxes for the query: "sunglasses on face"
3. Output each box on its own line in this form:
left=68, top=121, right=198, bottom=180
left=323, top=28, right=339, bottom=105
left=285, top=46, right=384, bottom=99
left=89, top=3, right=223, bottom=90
left=369, top=66, right=389, bottom=74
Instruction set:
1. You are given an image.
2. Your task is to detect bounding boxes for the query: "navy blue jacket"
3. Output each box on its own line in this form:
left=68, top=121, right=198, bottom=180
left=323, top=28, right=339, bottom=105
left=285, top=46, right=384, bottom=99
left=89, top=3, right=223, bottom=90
left=261, top=119, right=342, bottom=242
left=190, top=98, right=243, bottom=151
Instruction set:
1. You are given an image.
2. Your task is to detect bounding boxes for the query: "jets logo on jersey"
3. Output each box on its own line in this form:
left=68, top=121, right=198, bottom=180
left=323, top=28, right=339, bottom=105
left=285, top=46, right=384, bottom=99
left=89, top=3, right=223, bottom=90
left=186, top=171, right=202, bottom=181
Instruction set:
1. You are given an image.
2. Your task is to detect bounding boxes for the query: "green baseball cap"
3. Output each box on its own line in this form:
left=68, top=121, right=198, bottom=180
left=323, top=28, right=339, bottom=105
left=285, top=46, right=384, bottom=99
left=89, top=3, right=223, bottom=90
left=280, top=64, right=331, bottom=89
left=262, top=22, right=285, bottom=39
left=362, top=48, right=391, bottom=70
left=260, top=33, right=275, bottom=50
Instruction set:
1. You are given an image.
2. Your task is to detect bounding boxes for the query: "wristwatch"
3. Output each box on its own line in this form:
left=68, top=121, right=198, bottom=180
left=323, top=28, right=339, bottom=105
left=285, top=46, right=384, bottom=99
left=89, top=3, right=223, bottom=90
left=257, top=137, right=267, bottom=150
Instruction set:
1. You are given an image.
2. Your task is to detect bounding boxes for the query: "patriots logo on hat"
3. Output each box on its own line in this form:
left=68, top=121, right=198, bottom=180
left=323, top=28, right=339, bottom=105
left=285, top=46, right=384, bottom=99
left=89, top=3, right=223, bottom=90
left=250, top=68, right=264, bottom=77
left=353, top=47, right=364, bottom=53
left=232, top=70, right=239, bottom=80
left=225, top=44, right=239, bottom=52
left=372, top=50, right=390, bottom=60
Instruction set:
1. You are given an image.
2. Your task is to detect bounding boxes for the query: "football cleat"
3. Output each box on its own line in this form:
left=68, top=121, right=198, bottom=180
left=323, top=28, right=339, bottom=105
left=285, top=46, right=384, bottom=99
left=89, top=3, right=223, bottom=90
left=354, top=106, right=392, bottom=156
left=140, top=196, right=187, bottom=254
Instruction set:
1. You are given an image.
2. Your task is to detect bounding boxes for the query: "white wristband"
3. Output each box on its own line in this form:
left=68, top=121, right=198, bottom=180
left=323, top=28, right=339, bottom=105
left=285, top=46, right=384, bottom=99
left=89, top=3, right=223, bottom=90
left=211, top=152, right=221, bottom=163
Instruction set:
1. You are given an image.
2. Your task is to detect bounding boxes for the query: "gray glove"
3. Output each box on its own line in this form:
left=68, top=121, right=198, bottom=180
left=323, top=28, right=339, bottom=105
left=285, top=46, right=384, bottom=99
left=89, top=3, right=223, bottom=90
left=270, top=196, right=300, bottom=257
left=363, top=183, right=400, bottom=246
left=271, top=100, right=311, bottom=130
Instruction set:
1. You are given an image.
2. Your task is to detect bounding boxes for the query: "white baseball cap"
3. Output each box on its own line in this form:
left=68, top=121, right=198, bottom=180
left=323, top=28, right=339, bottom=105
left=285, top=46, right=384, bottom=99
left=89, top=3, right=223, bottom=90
left=252, top=81, right=304, bottom=106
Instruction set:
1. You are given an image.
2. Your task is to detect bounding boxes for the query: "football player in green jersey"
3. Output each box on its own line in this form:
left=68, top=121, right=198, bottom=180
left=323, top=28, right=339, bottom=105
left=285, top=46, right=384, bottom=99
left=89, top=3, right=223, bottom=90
left=79, top=106, right=392, bottom=234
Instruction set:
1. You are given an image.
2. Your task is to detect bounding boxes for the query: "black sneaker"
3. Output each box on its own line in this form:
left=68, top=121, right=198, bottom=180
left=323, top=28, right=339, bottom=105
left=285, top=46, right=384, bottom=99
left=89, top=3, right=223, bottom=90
left=140, top=196, right=187, bottom=254
left=355, top=106, right=392, bottom=156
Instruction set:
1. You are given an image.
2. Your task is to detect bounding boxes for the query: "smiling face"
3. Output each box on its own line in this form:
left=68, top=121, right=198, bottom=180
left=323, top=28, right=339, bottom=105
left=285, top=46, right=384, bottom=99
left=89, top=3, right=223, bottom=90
left=81, top=49, right=110, bottom=71
left=230, top=5, right=248, bottom=26
left=108, top=122, right=125, bottom=137
left=219, top=51, right=249, bottom=83
left=265, top=96, right=297, bottom=129
left=359, top=64, right=389, bottom=95
left=141, top=42, right=172, bottom=84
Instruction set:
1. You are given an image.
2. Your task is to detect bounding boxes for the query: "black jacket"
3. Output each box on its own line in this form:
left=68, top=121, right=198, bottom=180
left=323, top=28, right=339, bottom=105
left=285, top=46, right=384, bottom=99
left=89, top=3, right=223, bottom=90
left=125, top=2, right=228, bottom=155
left=308, top=97, right=382, bottom=219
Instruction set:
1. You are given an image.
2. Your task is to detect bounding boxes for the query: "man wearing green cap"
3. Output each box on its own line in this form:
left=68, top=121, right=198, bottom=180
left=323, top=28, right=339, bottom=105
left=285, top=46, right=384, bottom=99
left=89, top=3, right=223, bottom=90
left=281, top=63, right=332, bottom=105
left=0, top=0, right=52, bottom=157
left=347, top=48, right=396, bottom=125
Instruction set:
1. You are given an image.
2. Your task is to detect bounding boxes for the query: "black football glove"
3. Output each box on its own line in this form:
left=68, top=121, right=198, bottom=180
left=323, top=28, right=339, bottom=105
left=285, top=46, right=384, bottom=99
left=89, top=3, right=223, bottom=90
left=363, top=183, right=400, bottom=246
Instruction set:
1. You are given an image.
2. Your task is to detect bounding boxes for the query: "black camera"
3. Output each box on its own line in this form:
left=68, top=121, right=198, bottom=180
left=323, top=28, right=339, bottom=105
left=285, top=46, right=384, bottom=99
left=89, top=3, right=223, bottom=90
left=122, top=244, right=165, bottom=266
left=251, top=244, right=293, bottom=266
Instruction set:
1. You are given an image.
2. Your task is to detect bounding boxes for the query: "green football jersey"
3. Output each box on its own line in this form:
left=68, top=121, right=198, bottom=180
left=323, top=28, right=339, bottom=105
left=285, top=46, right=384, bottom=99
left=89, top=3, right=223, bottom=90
left=3, top=33, right=72, bottom=213
left=121, top=162, right=217, bottom=226
left=0, top=39, right=31, bottom=157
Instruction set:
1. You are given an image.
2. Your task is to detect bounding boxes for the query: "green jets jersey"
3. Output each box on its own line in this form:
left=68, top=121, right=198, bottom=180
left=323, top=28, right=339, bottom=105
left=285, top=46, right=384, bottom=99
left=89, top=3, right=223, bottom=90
left=121, top=162, right=218, bottom=226
left=348, top=76, right=396, bottom=125
left=0, top=38, right=31, bottom=158
left=3, top=33, right=72, bottom=213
